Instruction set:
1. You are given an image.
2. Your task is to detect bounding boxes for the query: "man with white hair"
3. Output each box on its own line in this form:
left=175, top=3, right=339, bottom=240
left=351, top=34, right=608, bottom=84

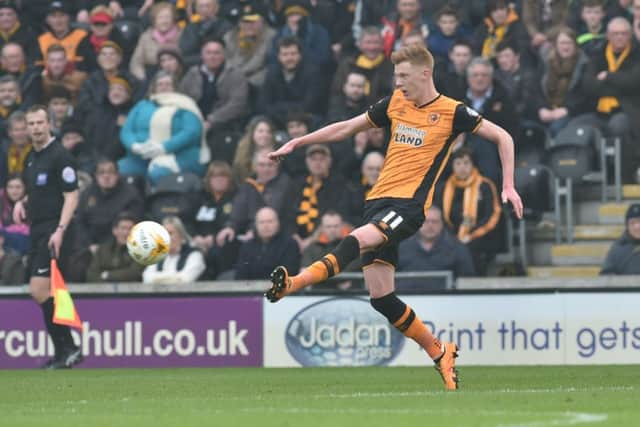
left=569, top=17, right=640, bottom=183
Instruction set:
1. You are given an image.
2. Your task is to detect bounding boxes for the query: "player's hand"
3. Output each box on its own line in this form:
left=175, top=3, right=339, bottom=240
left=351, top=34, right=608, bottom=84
left=48, top=228, right=64, bottom=259
left=502, top=186, right=524, bottom=220
left=268, top=140, right=298, bottom=162
left=13, top=200, right=26, bottom=224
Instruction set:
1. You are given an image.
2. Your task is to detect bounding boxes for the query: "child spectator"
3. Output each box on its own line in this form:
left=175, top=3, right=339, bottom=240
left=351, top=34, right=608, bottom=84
left=427, top=5, right=471, bottom=62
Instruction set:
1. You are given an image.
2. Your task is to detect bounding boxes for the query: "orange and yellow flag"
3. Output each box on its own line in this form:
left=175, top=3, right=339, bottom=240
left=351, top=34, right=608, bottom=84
left=50, top=258, right=83, bottom=331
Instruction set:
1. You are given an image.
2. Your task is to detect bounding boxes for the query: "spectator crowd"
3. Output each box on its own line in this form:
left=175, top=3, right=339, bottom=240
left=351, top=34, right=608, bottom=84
left=1, top=0, right=640, bottom=287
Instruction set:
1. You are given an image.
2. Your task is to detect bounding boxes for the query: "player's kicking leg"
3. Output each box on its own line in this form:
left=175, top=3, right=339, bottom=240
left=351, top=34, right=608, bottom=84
left=365, top=261, right=459, bottom=390
left=265, top=224, right=384, bottom=302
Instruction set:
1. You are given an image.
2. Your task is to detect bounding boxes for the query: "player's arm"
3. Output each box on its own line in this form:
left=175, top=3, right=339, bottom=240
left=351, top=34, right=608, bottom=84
left=269, top=95, right=391, bottom=161
left=474, top=119, right=523, bottom=219
left=268, top=114, right=372, bottom=161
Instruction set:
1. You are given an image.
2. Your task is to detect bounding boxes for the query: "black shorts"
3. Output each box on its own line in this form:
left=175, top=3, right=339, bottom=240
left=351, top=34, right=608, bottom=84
left=361, top=198, right=425, bottom=268
left=27, top=221, right=73, bottom=278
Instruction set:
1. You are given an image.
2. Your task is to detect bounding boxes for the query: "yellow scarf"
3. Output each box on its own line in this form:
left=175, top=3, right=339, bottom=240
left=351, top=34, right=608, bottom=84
left=481, top=8, right=519, bottom=59
left=0, top=22, right=19, bottom=41
left=443, top=168, right=481, bottom=240
left=245, top=177, right=265, bottom=194
left=355, top=54, right=384, bottom=70
left=296, top=175, right=322, bottom=237
left=597, top=43, right=631, bottom=113
left=7, top=144, right=31, bottom=175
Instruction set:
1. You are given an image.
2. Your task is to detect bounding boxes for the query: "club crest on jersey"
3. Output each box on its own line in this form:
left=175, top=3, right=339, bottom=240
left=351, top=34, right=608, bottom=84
left=393, top=124, right=425, bottom=147
left=428, top=113, right=440, bottom=124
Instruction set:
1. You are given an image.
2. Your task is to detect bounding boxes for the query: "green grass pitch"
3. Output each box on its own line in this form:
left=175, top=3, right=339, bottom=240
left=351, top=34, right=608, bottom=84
left=1, top=366, right=638, bottom=426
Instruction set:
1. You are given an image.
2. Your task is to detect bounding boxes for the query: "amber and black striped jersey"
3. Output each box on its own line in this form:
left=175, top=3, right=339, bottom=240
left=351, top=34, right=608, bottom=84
left=365, top=89, right=483, bottom=215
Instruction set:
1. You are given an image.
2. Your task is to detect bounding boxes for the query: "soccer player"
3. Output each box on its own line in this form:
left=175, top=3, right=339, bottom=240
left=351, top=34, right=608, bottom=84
left=265, top=44, right=524, bottom=390
left=13, top=105, right=82, bottom=369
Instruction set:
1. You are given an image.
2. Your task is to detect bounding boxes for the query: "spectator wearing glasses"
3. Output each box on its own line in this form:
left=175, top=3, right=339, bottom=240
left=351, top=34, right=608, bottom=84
left=76, top=158, right=144, bottom=251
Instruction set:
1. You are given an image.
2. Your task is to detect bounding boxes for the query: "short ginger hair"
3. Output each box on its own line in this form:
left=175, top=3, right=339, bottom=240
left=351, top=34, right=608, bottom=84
left=391, top=43, right=434, bottom=69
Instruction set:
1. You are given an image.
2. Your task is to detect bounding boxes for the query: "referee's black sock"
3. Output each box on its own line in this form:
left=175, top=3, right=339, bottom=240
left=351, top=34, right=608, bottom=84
left=40, top=297, right=67, bottom=357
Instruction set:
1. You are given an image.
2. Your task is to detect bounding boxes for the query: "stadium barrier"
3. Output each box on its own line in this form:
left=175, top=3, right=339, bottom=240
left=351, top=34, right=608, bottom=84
left=0, top=276, right=638, bottom=369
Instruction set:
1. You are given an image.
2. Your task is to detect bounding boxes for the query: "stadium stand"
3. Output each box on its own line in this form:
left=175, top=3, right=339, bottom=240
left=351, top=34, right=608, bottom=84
left=1, top=0, right=640, bottom=285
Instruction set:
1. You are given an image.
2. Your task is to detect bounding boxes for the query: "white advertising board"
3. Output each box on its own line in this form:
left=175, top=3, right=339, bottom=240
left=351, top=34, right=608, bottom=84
left=263, top=293, right=640, bottom=366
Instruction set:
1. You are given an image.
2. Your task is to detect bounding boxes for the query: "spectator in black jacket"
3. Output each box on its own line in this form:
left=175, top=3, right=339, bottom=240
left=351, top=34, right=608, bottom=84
left=0, top=43, right=41, bottom=109
left=494, top=40, right=539, bottom=122
left=0, top=75, right=22, bottom=140
left=179, top=0, right=232, bottom=67
left=190, top=161, right=237, bottom=278
left=327, top=71, right=368, bottom=122
left=435, top=39, right=473, bottom=101
left=601, top=203, right=640, bottom=275
left=83, top=75, right=132, bottom=162
left=536, top=26, right=593, bottom=136
left=76, top=158, right=144, bottom=250
left=439, top=148, right=502, bottom=275
left=234, top=206, right=300, bottom=280
left=217, top=148, right=291, bottom=244
left=86, top=212, right=144, bottom=283
left=569, top=17, right=640, bottom=184
left=76, top=41, right=143, bottom=123
left=473, top=0, right=531, bottom=65
left=0, top=0, right=40, bottom=65
left=464, top=57, right=520, bottom=187
left=257, top=36, right=324, bottom=127
left=79, top=5, right=131, bottom=72
left=283, top=144, right=349, bottom=252
left=330, top=26, right=393, bottom=105
left=397, top=205, right=475, bottom=290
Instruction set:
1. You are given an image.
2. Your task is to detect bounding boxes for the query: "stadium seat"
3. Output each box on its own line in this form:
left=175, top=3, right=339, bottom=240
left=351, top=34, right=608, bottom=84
left=114, top=19, right=143, bottom=47
left=512, top=165, right=553, bottom=267
left=516, top=121, right=550, bottom=168
left=122, top=174, right=149, bottom=199
left=208, top=130, right=242, bottom=164
left=147, top=172, right=202, bottom=223
left=545, top=144, right=593, bottom=244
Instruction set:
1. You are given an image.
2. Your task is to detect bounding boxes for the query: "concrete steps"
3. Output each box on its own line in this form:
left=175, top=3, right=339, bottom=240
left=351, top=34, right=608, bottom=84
left=527, top=266, right=601, bottom=278
left=598, top=203, right=629, bottom=224
left=550, top=243, right=612, bottom=266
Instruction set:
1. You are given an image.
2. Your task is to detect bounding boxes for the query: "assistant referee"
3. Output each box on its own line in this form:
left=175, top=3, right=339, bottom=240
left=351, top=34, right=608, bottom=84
left=13, top=105, right=82, bottom=369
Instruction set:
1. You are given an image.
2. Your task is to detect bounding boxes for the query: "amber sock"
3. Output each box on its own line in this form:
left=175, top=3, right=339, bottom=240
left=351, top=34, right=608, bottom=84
left=394, top=306, right=444, bottom=360
left=288, top=235, right=360, bottom=293
left=371, top=293, right=444, bottom=360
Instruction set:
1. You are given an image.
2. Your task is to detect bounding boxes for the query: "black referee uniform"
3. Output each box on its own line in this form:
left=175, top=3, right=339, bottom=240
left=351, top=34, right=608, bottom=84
left=23, top=137, right=81, bottom=366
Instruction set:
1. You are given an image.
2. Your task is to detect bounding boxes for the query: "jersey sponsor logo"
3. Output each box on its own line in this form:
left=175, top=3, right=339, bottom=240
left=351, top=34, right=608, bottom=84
left=393, top=124, right=425, bottom=147
left=36, top=173, right=47, bottom=186
left=62, top=166, right=76, bottom=184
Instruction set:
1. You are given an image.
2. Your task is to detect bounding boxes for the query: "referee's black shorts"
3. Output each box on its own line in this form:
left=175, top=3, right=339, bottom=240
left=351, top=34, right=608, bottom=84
left=361, top=197, right=425, bottom=268
left=27, top=220, right=74, bottom=278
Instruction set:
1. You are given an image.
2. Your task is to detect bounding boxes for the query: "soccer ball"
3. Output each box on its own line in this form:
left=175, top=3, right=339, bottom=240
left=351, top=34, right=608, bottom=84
left=126, top=221, right=171, bottom=266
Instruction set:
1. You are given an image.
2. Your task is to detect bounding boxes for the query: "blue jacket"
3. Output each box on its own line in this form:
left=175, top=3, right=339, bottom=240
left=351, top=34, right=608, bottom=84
left=120, top=99, right=203, bottom=155
left=270, top=18, right=331, bottom=68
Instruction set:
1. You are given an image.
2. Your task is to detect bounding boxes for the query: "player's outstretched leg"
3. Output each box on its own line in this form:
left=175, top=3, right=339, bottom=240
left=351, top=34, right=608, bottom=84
left=434, top=343, right=459, bottom=390
left=370, top=289, right=459, bottom=390
left=265, top=266, right=291, bottom=302
left=265, top=235, right=361, bottom=302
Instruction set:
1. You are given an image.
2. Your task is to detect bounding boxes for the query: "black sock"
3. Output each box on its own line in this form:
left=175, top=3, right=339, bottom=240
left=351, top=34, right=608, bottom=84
left=40, top=297, right=63, bottom=357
